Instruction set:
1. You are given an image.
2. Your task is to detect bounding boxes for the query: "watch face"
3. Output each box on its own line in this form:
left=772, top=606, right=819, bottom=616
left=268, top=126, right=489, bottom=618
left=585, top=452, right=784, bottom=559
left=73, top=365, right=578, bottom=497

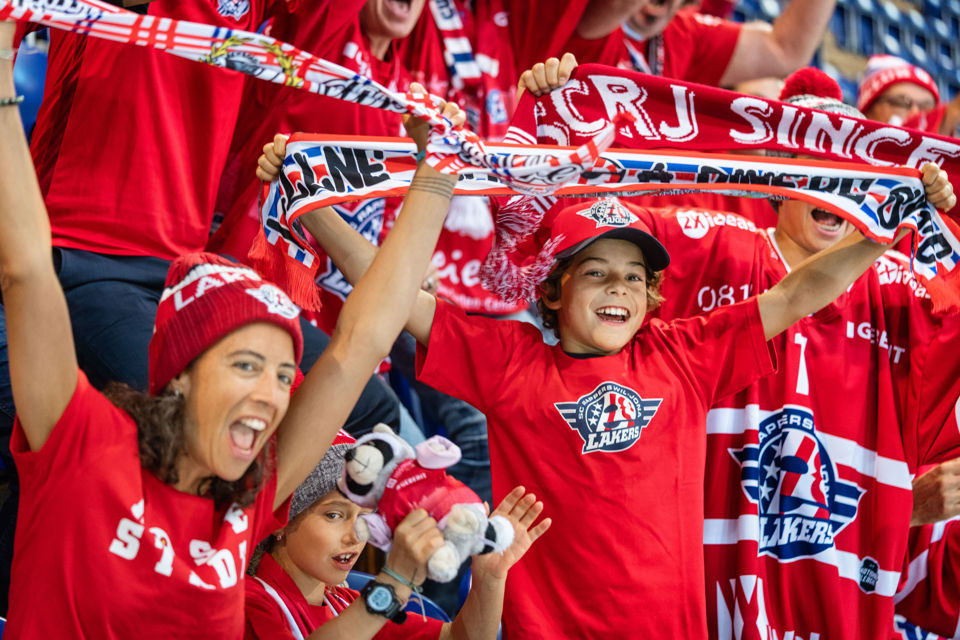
left=367, top=585, right=393, bottom=612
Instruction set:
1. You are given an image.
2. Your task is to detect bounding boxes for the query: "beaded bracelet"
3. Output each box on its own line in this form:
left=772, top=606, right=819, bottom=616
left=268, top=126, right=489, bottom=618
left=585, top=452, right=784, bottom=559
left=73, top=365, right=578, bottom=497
left=415, top=149, right=426, bottom=164
left=0, top=96, right=24, bottom=108
left=0, top=48, right=17, bottom=61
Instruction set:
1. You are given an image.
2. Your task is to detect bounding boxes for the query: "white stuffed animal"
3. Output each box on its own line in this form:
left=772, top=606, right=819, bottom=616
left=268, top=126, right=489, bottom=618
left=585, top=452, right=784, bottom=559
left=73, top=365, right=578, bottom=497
left=339, top=425, right=514, bottom=582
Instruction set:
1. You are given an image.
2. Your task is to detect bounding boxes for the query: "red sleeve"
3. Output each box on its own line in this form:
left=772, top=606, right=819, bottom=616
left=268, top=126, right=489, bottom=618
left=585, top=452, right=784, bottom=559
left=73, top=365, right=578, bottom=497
left=11, top=370, right=128, bottom=493
left=244, top=579, right=299, bottom=640
left=903, top=311, right=960, bottom=467
left=648, top=297, right=776, bottom=405
left=660, top=9, right=742, bottom=84
left=415, top=300, right=538, bottom=412
left=895, top=518, right=960, bottom=639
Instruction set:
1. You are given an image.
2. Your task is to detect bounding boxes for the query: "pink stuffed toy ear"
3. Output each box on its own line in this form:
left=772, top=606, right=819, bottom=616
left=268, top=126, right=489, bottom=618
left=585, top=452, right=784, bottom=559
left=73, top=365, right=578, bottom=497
left=415, top=436, right=462, bottom=469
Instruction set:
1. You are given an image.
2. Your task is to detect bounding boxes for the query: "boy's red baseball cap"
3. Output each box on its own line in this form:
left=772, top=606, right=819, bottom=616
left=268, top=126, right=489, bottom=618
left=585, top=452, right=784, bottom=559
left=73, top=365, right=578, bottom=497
left=551, top=198, right=670, bottom=269
left=480, top=196, right=670, bottom=303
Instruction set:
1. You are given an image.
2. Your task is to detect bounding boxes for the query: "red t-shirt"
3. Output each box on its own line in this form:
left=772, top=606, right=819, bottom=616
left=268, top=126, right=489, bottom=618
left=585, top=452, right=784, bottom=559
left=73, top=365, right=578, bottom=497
left=8, top=371, right=290, bottom=638
left=244, top=553, right=442, bottom=639
left=565, top=9, right=742, bottom=85
left=416, top=298, right=775, bottom=638
left=635, top=206, right=960, bottom=639
left=31, top=0, right=268, bottom=259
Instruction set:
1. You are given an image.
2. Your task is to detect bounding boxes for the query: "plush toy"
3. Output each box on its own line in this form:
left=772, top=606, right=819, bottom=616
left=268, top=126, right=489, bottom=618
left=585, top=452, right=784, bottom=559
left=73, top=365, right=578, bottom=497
left=339, top=425, right=514, bottom=583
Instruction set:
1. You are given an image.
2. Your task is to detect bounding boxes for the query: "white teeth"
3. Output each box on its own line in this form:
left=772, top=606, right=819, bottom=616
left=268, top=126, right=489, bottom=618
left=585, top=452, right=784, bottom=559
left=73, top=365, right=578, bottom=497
left=597, top=307, right=628, bottom=317
left=238, top=418, right=267, bottom=432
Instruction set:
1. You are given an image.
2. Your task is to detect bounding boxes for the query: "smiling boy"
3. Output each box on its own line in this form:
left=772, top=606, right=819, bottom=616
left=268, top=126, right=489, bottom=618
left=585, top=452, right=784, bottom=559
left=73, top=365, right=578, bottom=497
left=258, top=132, right=954, bottom=636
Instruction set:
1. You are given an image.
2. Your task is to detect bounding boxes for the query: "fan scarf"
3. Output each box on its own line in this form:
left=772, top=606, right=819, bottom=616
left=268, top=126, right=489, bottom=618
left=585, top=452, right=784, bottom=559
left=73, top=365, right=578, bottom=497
left=0, top=0, right=613, bottom=191
left=4, top=2, right=960, bottom=311
left=254, top=134, right=960, bottom=311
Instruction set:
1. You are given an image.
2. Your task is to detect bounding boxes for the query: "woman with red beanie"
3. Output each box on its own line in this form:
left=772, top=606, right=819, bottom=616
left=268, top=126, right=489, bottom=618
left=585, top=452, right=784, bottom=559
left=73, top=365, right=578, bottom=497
left=0, top=18, right=463, bottom=638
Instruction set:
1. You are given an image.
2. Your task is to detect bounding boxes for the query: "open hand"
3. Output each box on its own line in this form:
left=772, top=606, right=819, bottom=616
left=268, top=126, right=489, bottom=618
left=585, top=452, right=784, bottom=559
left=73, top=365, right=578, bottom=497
left=471, top=486, right=551, bottom=581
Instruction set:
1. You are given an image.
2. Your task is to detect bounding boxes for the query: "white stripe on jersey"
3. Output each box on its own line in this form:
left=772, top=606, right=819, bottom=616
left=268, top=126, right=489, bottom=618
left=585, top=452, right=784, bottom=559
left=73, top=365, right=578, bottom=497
left=705, top=516, right=902, bottom=597
left=705, top=405, right=913, bottom=490
left=894, top=548, right=929, bottom=604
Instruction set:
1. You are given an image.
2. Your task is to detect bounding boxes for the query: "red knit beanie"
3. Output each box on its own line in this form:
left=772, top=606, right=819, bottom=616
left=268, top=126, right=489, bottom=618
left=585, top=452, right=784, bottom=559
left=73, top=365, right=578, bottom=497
left=857, top=55, right=940, bottom=114
left=148, top=253, right=304, bottom=396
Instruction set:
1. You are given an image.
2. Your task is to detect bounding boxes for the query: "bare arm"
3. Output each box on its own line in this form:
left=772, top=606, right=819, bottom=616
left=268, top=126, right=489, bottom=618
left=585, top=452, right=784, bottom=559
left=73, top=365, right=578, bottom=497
left=757, top=230, right=890, bottom=340
left=758, top=163, right=955, bottom=340
left=0, top=21, right=78, bottom=451
left=575, top=0, right=648, bottom=39
left=719, top=0, right=836, bottom=87
left=272, top=101, right=461, bottom=507
left=440, top=487, right=552, bottom=640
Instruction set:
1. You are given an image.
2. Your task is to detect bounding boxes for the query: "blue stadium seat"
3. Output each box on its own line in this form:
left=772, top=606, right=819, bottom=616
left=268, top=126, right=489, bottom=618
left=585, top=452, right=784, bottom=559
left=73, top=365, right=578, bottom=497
left=759, top=0, right=781, bottom=20
left=882, top=33, right=902, bottom=57
left=830, top=4, right=852, bottom=49
left=346, top=571, right=452, bottom=622
left=853, top=0, right=880, bottom=55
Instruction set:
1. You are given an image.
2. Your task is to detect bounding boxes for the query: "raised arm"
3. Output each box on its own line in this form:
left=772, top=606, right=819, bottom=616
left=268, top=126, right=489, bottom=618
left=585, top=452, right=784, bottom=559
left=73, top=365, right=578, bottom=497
left=719, top=0, right=836, bottom=87
left=441, top=487, right=551, bottom=640
left=258, top=131, right=439, bottom=346
left=758, top=163, right=956, bottom=340
left=271, top=101, right=461, bottom=507
left=0, top=21, right=78, bottom=451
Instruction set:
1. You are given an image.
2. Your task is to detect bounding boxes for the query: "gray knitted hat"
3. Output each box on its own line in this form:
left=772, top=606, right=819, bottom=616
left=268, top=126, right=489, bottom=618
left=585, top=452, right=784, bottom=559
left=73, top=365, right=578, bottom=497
left=288, top=431, right=355, bottom=522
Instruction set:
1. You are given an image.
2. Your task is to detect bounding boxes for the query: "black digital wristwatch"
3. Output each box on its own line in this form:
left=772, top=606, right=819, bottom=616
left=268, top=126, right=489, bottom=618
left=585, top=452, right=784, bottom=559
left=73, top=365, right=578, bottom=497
left=360, top=580, right=407, bottom=624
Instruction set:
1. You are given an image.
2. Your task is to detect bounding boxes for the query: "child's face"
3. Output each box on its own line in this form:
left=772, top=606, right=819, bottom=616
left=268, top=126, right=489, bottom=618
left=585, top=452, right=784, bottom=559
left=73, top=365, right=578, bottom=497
left=546, top=238, right=649, bottom=355
left=283, top=491, right=370, bottom=588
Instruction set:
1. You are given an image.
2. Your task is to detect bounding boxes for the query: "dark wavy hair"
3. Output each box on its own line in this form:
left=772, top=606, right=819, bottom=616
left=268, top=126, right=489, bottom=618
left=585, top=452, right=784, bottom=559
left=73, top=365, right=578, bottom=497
left=103, top=382, right=273, bottom=509
left=536, top=254, right=665, bottom=339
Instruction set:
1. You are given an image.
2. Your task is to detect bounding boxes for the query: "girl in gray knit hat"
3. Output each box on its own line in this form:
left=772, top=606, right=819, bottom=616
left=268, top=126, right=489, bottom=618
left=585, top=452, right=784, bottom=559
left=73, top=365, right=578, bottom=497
left=245, top=430, right=551, bottom=639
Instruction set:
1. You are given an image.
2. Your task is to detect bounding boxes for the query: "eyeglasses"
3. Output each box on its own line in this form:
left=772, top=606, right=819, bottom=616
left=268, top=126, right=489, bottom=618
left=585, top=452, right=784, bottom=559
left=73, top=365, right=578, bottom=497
left=876, top=94, right=937, bottom=112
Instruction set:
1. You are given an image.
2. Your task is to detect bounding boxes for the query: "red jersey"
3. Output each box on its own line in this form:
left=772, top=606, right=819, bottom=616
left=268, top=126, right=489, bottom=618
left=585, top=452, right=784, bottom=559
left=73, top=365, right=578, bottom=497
left=565, top=9, right=742, bottom=85
left=375, top=459, right=481, bottom=530
left=416, top=298, right=775, bottom=638
left=894, top=514, right=960, bottom=639
left=8, top=371, right=289, bottom=638
left=636, top=206, right=960, bottom=639
left=31, top=0, right=268, bottom=259
left=245, top=553, right=442, bottom=639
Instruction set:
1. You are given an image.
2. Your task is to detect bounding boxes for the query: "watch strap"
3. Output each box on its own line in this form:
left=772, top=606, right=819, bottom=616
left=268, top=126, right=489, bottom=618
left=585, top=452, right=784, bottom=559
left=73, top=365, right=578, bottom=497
left=360, top=580, right=407, bottom=624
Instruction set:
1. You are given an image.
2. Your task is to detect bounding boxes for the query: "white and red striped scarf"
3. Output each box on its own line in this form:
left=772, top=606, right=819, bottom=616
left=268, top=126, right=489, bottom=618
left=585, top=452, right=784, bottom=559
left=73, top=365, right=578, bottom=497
left=0, top=0, right=613, bottom=191
left=255, top=134, right=960, bottom=311
left=5, top=2, right=959, bottom=311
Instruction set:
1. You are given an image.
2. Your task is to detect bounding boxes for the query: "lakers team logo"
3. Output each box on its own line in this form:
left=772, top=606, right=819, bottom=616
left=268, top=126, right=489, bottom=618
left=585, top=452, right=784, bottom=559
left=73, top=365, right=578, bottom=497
left=576, top=199, right=638, bottom=229
left=555, top=382, right=661, bottom=454
left=730, top=406, right=864, bottom=560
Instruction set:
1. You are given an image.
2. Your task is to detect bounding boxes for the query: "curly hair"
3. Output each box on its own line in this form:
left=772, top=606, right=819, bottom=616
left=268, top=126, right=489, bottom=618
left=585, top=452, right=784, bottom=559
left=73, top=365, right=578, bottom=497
left=104, top=382, right=273, bottom=510
left=536, top=254, right=665, bottom=339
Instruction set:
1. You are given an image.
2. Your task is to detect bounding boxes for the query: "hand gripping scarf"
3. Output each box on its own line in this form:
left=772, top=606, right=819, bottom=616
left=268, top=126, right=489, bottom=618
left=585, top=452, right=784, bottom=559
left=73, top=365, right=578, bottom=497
left=5, top=3, right=959, bottom=311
